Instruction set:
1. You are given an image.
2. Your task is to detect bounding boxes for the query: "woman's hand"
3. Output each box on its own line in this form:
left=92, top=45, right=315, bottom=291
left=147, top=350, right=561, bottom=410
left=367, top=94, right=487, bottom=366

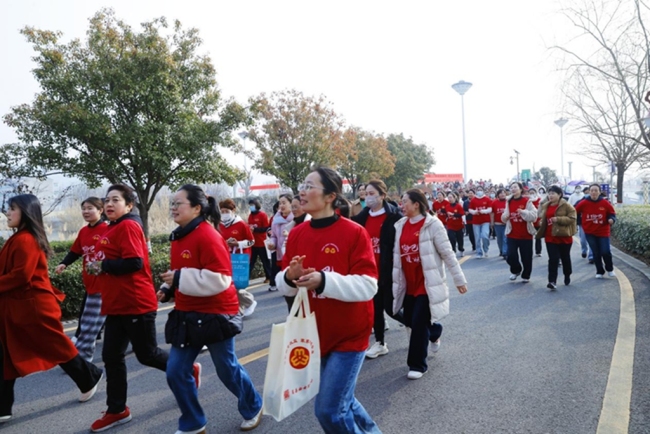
left=457, top=285, right=468, bottom=294
left=55, top=264, right=66, bottom=274
left=550, top=217, right=558, bottom=223
left=227, top=238, right=238, bottom=247
left=156, top=290, right=167, bottom=302
left=266, top=242, right=276, bottom=251
left=160, top=270, right=175, bottom=286
left=285, top=255, right=316, bottom=281
left=608, top=218, right=614, bottom=225
left=86, top=261, right=103, bottom=276
left=294, top=271, right=322, bottom=291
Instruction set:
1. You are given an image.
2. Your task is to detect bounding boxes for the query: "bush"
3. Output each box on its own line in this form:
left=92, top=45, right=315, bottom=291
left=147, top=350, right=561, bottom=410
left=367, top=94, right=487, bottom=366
left=611, top=205, right=650, bottom=261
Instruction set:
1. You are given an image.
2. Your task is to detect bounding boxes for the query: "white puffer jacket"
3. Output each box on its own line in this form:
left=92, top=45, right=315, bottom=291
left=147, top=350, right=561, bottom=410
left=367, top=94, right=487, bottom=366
left=392, top=214, right=467, bottom=323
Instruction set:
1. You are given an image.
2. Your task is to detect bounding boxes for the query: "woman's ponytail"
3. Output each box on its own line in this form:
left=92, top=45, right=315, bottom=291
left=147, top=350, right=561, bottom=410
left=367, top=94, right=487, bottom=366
left=205, top=196, right=221, bottom=229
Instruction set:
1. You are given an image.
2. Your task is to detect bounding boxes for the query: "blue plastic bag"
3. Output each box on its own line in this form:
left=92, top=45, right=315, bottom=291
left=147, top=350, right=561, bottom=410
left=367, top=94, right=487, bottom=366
left=231, top=250, right=250, bottom=290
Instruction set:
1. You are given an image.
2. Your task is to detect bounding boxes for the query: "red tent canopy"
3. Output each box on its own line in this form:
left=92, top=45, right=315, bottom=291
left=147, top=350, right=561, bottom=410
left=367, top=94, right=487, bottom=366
left=421, top=173, right=464, bottom=183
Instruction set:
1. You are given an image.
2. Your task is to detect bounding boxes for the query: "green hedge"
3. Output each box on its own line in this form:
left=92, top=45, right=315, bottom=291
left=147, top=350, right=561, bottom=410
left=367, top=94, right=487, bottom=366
left=611, top=205, right=650, bottom=261
left=0, top=234, right=265, bottom=321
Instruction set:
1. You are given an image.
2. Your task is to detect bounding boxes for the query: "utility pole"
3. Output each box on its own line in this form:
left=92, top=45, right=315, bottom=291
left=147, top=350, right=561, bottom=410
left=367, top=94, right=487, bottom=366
left=568, top=161, right=573, bottom=180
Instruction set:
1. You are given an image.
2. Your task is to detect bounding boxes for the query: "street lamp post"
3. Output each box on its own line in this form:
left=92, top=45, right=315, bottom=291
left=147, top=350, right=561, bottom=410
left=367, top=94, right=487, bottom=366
left=510, top=149, right=520, bottom=182
left=643, top=177, right=649, bottom=205
left=568, top=161, right=573, bottom=180
left=554, top=118, right=568, bottom=181
left=452, top=80, right=473, bottom=183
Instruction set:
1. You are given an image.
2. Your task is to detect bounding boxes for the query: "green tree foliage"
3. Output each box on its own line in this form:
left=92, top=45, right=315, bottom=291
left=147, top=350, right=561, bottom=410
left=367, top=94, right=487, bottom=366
left=247, top=89, right=343, bottom=191
left=534, top=167, right=558, bottom=186
left=3, top=9, right=248, bottom=236
left=384, top=133, right=435, bottom=194
left=337, top=127, right=395, bottom=196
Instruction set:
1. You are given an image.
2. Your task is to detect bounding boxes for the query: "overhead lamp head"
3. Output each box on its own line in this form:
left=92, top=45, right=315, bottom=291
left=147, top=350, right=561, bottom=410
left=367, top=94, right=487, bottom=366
left=554, top=118, right=568, bottom=128
left=452, top=80, right=473, bottom=96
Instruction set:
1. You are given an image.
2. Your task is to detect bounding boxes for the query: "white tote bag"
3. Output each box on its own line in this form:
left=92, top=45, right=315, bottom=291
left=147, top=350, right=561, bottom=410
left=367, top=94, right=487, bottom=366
left=262, top=287, right=321, bottom=421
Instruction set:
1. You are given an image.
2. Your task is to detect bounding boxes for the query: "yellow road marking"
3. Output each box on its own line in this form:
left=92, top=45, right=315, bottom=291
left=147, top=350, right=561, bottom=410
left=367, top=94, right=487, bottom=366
left=239, top=348, right=269, bottom=365
left=597, top=267, right=635, bottom=433
left=458, top=255, right=471, bottom=265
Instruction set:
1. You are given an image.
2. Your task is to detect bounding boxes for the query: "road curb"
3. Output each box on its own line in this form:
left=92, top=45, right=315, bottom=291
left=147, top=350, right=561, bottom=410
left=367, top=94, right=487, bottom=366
left=611, top=245, right=650, bottom=281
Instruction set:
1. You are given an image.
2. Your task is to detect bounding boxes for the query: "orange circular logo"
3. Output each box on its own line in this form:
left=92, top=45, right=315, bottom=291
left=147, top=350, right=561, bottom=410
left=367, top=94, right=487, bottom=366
left=289, top=347, right=310, bottom=369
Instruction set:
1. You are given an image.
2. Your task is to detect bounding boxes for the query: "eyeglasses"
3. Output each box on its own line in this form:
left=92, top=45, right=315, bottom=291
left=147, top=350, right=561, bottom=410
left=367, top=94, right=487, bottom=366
left=170, top=201, right=190, bottom=209
left=297, top=184, right=325, bottom=192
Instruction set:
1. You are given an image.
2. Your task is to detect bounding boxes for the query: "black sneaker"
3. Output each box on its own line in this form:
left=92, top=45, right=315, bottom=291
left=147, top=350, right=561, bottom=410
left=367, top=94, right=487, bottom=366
left=547, top=282, right=557, bottom=291
left=588, top=260, right=594, bottom=264
left=581, top=253, right=587, bottom=258
left=564, top=276, right=571, bottom=286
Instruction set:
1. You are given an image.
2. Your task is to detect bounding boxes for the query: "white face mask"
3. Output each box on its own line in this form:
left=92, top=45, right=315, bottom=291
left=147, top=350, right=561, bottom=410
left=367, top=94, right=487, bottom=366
left=476, top=191, right=485, bottom=198
left=529, top=194, right=537, bottom=200
left=365, top=195, right=380, bottom=209
left=221, top=213, right=234, bottom=224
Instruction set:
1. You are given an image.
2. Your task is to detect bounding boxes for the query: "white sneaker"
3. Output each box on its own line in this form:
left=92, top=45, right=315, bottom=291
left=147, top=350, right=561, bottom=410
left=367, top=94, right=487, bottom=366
left=607, top=271, right=616, bottom=277
left=0, top=415, right=12, bottom=423
left=240, top=409, right=262, bottom=431
left=365, top=342, right=389, bottom=359
left=460, top=251, right=464, bottom=257
left=267, top=286, right=278, bottom=292
left=79, top=372, right=103, bottom=402
left=175, top=426, right=207, bottom=434
left=522, top=278, right=530, bottom=283
left=430, top=339, right=441, bottom=353
left=509, top=273, right=519, bottom=281
left=407, top=370, right=426, bottom=380
left=595, top=274, right=604, bottom=279
left=484, top=253, right=489, bottom=258
left=243, top=300, right=257, bottom=317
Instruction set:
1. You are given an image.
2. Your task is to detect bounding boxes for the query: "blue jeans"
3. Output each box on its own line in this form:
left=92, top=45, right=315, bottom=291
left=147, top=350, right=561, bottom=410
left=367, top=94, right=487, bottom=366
left=167, top=338, right=262, bottom=432
left=585, top=234, right=613, bottom=275
left=578, top=226, right=593, bottom=259
left=315, top=351, right=382, bottom=434
left=473, top=223, right=490, bottom=257
left=494, top=224, right=507, bottom=257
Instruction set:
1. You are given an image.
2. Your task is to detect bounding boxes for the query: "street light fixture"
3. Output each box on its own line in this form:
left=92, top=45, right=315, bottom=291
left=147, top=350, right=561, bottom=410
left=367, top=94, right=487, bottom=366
left=554, top=118, right=568, bottom=181
left=452, top=80, right=473, bottom=183
left=510, top=149, right=520, bottom=182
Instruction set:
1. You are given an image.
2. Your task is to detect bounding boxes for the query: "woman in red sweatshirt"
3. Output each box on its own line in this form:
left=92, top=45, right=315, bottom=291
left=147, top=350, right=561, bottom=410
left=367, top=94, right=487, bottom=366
left=277, top=166, right=381, bottom=433
left=87, top=184, right=198, bottom=433
left=0, top=194, right=103, bottom=424
left=574, top=184, right=617, bottom=278
left=158, top=185, right=262, bottom=433
left=55, top=197, right=109, bottom=363
left=432, top=191, right=450, bottom=227
left=445, top=192, right=466, bottom=257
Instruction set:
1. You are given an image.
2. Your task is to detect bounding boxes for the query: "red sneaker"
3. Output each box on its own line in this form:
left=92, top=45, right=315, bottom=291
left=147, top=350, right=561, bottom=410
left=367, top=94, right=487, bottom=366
left=193, top=362, right=202, bottom=389
left=90, top=407, right=132, bottom=432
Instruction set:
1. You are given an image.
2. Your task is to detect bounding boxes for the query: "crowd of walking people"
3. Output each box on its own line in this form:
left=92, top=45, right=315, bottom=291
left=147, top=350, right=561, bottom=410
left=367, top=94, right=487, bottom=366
left=0, top=168, right=618, bottom=433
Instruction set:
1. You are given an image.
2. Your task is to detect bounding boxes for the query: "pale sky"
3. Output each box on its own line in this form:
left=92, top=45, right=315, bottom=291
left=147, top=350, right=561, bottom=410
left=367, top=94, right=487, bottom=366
left=0, top=0, right=611, bottom=186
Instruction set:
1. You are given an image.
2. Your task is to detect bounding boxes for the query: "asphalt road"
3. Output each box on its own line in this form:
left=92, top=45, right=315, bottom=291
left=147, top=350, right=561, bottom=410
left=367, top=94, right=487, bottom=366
left=3, top=236, right=649, bottom=434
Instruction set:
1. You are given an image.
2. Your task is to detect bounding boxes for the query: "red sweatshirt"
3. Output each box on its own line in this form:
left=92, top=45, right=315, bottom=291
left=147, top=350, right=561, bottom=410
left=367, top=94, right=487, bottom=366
left=545, top=204, right=573, bottom=244
left=283, top=217, right=377, bottom=356
left=432, top=199, right=450, bottom=226
left=445, top=202, right=465, bottom=231
left=492, top=199, right=507, bottom=225
left=364, top=212, right=387, bottom=271
left=171, top=221, right=240, bottom=314
left=400, top=218, right=427, bottom=296
left=574, top=198, right=616, bottom=237
left=93, top=218, right=158, bottom=315
left=219, top=219, right=254, bottom=256
left=469, top=196, right=492, bottom=224
left=507, top=196, right=533, bottom=240
left=70, top=222, right=109, bottom=294
left=248, top=211, right=270, bottom=248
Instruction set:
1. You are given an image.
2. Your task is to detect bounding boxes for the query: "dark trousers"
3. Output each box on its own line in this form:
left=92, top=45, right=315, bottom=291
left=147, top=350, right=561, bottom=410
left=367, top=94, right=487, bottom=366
left=585, top=234, right=614, bottom=275
left=466, top=223, right=476, bottom=250
left=403, top=295, right=443, bottom=373
left=284, top=296, right=295, bottom=313
left=507, top=238, right=534, bottom=280
left=249, top=247, right=272, bottom=280
left=103, top=312, right=168, bottom=414
left=535, top=237, right=543, bottom=255
left=270, top=254, right=280, bottom=286
left=546, top=242, right=572, bottom=284
left=372, top=283, right=393, bottom=344
left=447, top=228, right=465, bottom=253
left=0, top=342, right=102, bottom=416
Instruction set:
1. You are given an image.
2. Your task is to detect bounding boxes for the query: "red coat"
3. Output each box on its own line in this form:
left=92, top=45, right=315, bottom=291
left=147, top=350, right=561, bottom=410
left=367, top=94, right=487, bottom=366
left=0, top=230, right=78, bottom=379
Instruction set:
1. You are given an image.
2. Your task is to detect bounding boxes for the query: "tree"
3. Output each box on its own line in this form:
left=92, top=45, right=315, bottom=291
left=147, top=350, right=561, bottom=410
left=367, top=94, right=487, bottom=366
left=556, top=0, right=650, bottom=202
left=534, top=167, right=558, bottom=186
left=337, top=127, right=395, bottom=196
left=247, top=89, right=344, bottom=192
left=384, top=133, right=435, bottom=194
left=3, top=9, right=248, bottom=236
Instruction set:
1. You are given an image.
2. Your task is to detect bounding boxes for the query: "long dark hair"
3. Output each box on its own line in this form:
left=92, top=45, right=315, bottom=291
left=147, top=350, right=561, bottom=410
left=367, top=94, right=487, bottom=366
left=178, top=184, right=220, bottom=228
left=8, top=194, right=52, bottom=256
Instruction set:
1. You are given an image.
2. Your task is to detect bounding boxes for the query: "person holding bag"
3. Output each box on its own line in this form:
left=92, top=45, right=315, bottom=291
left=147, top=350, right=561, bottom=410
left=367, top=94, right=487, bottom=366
left=276, top=166, right=382, bottom=434
left=535, top=185, right=577, bottom=290
left=502, top=182, right=538, bottom=283
left=158, top=184, right=263, bottom=434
